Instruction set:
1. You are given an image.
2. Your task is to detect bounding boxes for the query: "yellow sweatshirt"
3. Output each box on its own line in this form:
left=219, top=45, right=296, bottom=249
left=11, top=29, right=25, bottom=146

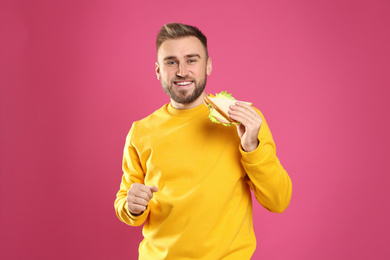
left=115, top=102, right=292, bottom=260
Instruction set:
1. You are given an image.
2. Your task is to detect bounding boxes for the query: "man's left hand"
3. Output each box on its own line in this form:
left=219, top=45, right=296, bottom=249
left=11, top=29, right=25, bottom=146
left=228, top=101, right=262, bottom=152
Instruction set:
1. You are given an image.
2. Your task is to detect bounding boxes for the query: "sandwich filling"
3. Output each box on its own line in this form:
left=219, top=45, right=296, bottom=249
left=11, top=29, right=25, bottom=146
left=204, top=91, right=252, bottom=126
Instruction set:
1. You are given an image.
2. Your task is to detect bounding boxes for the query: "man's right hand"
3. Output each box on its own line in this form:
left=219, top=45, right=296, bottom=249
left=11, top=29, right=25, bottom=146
left=127, top=183, right=158, bottom=215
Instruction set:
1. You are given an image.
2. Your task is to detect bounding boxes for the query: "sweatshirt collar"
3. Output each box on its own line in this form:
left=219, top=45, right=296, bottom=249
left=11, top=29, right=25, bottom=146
left=167, top=102, right=209, bottom=117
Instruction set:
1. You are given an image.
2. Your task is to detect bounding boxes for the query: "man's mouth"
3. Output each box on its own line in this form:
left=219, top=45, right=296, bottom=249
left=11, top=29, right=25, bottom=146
left=174, top=81, right=193, bottom=87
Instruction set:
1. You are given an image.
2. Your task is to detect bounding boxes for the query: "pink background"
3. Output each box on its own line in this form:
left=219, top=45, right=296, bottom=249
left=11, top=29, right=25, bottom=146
left=1, top=0, right=389, bottom=259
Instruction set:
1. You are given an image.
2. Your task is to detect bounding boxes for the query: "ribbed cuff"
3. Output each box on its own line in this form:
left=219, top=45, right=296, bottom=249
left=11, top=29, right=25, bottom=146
left=240, top=141, right=270, bottom=164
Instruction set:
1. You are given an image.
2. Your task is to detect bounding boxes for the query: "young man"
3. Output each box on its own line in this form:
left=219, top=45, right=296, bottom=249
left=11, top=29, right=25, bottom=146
left=115, top=23, right=292, bottom=260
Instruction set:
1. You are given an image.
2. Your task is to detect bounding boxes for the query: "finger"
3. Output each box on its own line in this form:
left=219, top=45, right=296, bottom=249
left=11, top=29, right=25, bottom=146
left=230, top=106, right=262, bottom=127
left=235, top=101, right=256, bottom=110
left=229, top=109, right=259, bottom=126
left=127, top=196, right=147, bottom=214
left=130, top=196, right=149, bottom=207
left=229, top=106, right=259, bottom=122
left=233, top=102, right=262, bottom=121
left=130, top=183, right=153, bottom=200
left=148, top=186, right=159, bottom=193
left=138, top=186, right=158, bottom=201
left=230, top=103, right=261, bottom=121
left=132, top=190, right=153, bottom=202
left=128, top=204, right=147, bottom=214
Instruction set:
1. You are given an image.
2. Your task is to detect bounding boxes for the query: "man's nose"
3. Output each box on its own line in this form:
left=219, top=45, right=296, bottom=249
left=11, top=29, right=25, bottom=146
left=176, top=64, right=188, bottom=77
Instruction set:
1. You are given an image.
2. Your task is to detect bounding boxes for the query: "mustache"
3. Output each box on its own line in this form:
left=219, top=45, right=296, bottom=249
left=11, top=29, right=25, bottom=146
left=172, top=76, right=195, bottom=82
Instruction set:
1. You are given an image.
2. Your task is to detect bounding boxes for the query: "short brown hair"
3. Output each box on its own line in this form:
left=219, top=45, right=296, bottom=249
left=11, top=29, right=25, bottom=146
left=156, top=23, right=208, bottom=57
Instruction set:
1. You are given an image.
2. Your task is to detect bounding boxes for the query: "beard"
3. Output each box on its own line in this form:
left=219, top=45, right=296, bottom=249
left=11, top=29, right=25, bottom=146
left=161, top=74, right=207, bottom=105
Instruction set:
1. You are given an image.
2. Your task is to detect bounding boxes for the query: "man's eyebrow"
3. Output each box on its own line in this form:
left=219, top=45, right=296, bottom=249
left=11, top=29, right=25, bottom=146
left=162, top=54, right=201, bottom=61
left=185, top=54, right=201, bottom=58
left=163, top=56, right=177, bottom=61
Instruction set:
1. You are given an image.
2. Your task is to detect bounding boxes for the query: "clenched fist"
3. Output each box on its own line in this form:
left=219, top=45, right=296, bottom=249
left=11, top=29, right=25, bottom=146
left=127, top=183, right=158, bottom=215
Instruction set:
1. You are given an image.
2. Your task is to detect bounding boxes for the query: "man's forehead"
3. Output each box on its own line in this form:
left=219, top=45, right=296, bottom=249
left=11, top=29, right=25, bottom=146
left=157, top=36, right=206, bottom=59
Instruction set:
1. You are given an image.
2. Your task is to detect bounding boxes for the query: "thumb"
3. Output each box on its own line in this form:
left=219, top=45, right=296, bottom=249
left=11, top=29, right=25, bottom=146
left=148, top=186, right=159, bottom=193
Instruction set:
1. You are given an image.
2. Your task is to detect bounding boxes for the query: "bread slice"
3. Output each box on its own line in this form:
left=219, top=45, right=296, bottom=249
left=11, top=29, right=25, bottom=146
left=204, top=96, right=252, bottom=124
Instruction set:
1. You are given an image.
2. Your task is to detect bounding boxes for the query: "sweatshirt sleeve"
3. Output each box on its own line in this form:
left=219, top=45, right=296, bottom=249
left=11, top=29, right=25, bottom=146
left=114, top=123, right=149, bottom=226
left=240, top=109, right=292, bottom=213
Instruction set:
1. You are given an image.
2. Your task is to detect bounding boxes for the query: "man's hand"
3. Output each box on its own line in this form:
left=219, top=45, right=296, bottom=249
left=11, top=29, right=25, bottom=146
left=127, top=183, right=158, bottom=215
left=228, top=101, right=262, bottom=152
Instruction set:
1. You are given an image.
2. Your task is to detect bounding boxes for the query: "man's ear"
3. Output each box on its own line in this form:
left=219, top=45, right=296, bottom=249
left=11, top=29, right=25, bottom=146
left=155, top=62, right=161, bottom=80
left=206, top=58, right=212, bottom=76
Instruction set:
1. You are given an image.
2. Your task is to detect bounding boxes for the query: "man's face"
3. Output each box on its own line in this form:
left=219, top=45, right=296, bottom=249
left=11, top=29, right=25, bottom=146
left=156, top=36, right=212, bottom=106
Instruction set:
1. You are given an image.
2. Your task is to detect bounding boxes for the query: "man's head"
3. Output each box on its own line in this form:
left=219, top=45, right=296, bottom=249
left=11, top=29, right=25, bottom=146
left=155, top=23, right=212, bottom=108
left=156, top=23, right=209, bottom=58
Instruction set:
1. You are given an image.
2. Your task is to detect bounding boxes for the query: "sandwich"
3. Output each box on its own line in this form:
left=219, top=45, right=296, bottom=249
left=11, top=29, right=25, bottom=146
left=204, top=91, right=253, bottom=126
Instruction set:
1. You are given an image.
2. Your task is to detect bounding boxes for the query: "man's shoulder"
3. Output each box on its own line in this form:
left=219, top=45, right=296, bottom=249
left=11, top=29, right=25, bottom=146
left=124, top=103, right=171, bottom=146
left=131, top=103, right=169, bottom=129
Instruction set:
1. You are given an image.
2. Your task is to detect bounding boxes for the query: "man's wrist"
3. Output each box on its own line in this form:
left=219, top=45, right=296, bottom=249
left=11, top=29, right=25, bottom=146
left=243, top=140, right=260, bottom=153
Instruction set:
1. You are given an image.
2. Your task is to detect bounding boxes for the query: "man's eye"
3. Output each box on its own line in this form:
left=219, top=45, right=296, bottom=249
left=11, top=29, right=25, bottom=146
left=166, top=61, right=176, bottom=65
left=188, top=59, right=197, bottom=63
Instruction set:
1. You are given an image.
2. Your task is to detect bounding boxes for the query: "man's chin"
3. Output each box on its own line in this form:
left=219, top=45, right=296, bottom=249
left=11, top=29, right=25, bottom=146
left=162, top=80, right=206, bottom=105
left=172, top=95, right=197, bottom=104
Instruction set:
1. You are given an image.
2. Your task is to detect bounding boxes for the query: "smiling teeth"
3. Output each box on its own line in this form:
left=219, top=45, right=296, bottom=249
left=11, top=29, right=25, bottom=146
left=176, top=82, right=192, bottom=86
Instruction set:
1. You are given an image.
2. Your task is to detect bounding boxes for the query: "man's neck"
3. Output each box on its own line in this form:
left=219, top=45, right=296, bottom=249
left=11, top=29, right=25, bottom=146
left=170, top=92, right=206, bottom=110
